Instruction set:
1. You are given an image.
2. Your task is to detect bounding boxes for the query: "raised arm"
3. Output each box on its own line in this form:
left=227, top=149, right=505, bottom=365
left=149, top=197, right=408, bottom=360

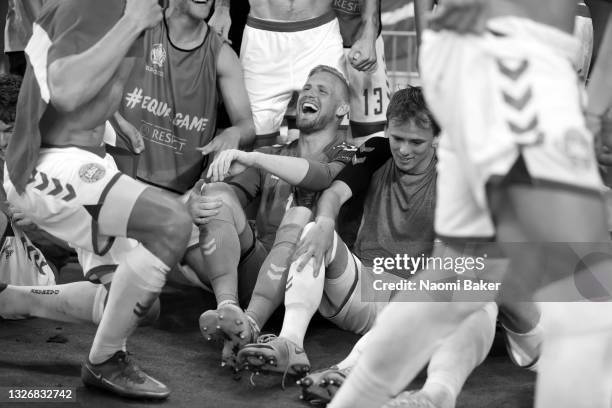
left=47, top=0, right=162, bottom=112
left=414, top=0, right=436, bottom=46
left=209, top=0, right=232, bottom=42
left=348, top=0, right=380, bottom=72
left=197, top=44, right=255, bottom=156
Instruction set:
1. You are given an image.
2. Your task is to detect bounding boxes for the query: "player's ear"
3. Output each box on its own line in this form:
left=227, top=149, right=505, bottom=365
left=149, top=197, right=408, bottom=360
left=432, top=134, right=440, bottom=148
left=336, top=102, right=349, bottom=118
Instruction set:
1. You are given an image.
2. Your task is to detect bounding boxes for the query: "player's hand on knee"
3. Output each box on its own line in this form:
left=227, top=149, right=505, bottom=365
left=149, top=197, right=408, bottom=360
left=348, top=37, right=377, bottom=73
left=428, top=0, right=488, bottom=34
left=124, top=0, right=163, bottom=31
left=187, top=181, right=223, bottom=225
left=209, top=4, right=232, bottom=44
left=292, top=220, right=334, bottom=276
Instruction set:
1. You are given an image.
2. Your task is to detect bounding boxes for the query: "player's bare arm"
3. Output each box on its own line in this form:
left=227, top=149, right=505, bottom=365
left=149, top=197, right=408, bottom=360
left=248, top=0, right=332, bottom=21
left=209, top=0, right=231, bottom=42
left=292, top=179, right=352, bottom=273
left=197, top=44, right=255, bottom=156
left=112, top=111, right=145, bottom=154
left=587, top=7, right=612, bottom=165
left=348, top=0, right=380, bottom=72
left=414, top=0, right=436, bottom=44
left=47, top=0, right=162, bottom=113
left=207, top=148, right=349, bottom=192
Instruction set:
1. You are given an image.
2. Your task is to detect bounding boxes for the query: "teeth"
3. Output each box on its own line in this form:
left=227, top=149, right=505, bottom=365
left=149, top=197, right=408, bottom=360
left=302, top=102, right=318, bottom=112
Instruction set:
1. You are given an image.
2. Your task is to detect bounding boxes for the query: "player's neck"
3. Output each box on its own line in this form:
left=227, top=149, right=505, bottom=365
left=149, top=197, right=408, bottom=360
left=297, top=127, right=338, bottom=157
left=165, top=8, right=209, bottom=49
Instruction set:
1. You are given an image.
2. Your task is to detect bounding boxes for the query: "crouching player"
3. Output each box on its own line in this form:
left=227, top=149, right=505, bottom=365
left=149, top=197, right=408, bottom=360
left=3, top=0, right=193, bottom=399
left=188, top=65, right=357, bottom=366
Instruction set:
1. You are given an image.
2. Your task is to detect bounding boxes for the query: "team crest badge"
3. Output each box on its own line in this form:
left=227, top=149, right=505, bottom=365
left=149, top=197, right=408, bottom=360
left=150, top=44, right=166, bottom=68
left=79, top=163, right=106, bottom=183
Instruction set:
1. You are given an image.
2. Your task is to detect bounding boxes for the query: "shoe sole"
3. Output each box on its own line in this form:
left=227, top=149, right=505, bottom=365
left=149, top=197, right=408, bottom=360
left=298, top=370, right=345, bottom=404
left=199, top=306, right=252, bottom=345
left=237, top=346, right=310, bottom=376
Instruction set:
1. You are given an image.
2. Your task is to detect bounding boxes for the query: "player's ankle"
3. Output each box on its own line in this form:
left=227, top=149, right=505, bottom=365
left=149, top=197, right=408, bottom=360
left=217, top=297, right=239, bottom=308
left=279, top=333, right=304, bottom=349
left=422, top=383, right=456, bottom=408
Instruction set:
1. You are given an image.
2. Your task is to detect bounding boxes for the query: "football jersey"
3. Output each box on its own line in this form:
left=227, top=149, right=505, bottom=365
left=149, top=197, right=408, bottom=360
left=226, top=137, right=356, bottom=251
left=333, top=0, right=382, bottom=48
left=117, top=18, right=223, bottom=193
left=336, top=137, right=437, bottom=272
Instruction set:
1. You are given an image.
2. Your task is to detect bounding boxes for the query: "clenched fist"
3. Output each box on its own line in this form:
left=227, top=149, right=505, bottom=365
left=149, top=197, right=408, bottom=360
left=125, top=0, right=163, bottom=32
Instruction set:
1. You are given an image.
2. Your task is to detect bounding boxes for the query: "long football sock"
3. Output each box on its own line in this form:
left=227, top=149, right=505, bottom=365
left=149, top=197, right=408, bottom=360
left=199, top=204, right=241, bottom=305
left=336, top=331, right=371, bottom=370
left=89, top=244, right=168, bottom=364
left=279, top=255, right=325, bottom=349
left=246, top=222, right=303, bottom=329
left=423, top=303, right=497, bottom=408
left=0, top=281, right=99, bottom=323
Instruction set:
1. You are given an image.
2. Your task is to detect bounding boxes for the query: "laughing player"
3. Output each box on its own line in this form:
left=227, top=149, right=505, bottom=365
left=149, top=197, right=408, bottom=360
left=189, top=65, right=356, bottom=366
left=238, top=88, right=488, bottom=401
left=3, top=0, right=194, bottom=399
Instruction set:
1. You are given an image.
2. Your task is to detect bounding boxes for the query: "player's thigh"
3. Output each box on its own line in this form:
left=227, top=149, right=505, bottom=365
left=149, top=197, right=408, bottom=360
left=3, top=149, right=144, bottom=255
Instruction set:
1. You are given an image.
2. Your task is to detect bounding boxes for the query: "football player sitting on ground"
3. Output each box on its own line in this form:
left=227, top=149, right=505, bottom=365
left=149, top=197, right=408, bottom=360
left=105, top=0, right=255, bottom=311
left=237, top=88, right=544, bottom=407
left=233, top=87, right=478, bottom=390
left=187, top=65, right=356, bottom=367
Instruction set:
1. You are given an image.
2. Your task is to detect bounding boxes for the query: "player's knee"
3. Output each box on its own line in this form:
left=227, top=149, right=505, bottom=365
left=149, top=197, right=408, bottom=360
left=301, top=222, right=316, bottom=239
left=203, top=183, right=245, bottom=228
left=282, top=206, right=312, bottom=225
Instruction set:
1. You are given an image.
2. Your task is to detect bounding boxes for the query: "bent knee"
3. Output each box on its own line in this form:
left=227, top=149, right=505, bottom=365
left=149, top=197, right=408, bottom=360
left=203, top=183, right=246, bottom=229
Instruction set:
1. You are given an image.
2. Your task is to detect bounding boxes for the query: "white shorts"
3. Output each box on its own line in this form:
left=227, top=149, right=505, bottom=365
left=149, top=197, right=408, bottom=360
left=343, top=36, right=390, bottom=142
left=318, top=233, right=397, bottom=335
left=4, top=147, right=148, bottom=279
left=240, top=11, right=345, bottom=143
left=420, top=17, right=605, bottom=239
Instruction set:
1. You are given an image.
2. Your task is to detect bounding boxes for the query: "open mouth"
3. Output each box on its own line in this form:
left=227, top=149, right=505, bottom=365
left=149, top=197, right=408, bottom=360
left=300, top=101, right=320, bottom=114
left=191, top=0, right=208, bottom=4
